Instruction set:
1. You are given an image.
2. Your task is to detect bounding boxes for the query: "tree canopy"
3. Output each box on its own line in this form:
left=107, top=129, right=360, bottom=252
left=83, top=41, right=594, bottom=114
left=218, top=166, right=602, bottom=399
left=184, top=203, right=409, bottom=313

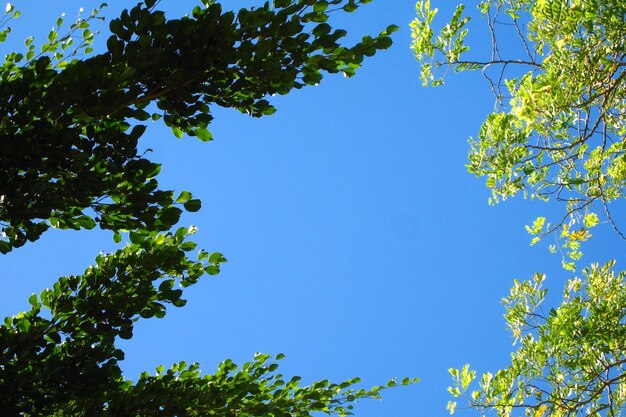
left=0, top=1, right=417, bottom=415
left=412, top=0, right=626, bottom=268
left=449, top=261, right=626, bottom=417
left=413, top=1, right=626, bottom=417
left=0, top=0, right=397, bottom=253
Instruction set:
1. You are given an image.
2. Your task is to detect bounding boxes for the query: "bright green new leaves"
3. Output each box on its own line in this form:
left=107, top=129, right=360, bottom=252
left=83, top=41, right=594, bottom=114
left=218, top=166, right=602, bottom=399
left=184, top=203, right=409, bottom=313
left=0, top=0, right=396, bottom=253
left=413, top=2, right=626, bottom=416
left=412, top=0, right=626, bottom=252
left=447, top=262, right=626, bottom=417
left=411, top=1, right=470, bottom=87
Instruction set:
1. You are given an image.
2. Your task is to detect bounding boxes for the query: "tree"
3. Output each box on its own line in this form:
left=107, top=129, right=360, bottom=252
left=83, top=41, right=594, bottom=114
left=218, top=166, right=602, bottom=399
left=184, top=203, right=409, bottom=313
left=412, top=1, right=626, bottom=417
left=447, top=261, right=626, bottom=417
left=412, top=0, right=626, bottom=269
left=0, top=0, right=396, bottom=254
left=0, top=1, right=416, bottom=415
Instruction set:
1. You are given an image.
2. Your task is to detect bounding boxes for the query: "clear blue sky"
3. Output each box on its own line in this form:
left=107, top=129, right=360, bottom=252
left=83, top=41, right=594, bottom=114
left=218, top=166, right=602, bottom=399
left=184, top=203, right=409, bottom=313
left=2, top=2, right=624, bottom=417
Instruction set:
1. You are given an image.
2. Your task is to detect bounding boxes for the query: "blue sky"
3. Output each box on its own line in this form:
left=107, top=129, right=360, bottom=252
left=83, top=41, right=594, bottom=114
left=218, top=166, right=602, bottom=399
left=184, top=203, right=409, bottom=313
left=2, top=1, right=625, bottom=417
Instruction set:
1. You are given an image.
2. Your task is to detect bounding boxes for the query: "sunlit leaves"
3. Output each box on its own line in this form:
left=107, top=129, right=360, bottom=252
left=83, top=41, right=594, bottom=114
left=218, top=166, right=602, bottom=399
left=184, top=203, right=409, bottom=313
left=448, top=262, right=626, bottom=417
left=411, top=1, right=470, bottom=86
left=412, top=0, right=626, bottom=260
left=413, top=7, right=626, bottom=417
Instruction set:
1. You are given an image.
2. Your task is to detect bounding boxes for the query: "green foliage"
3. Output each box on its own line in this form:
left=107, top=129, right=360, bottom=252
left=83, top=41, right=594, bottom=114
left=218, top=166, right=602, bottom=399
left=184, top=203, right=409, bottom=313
left=412, top=0, right=626, bottom=263
left=0, top=1, right=416, bottom=415
left=4, top=233, right=406, bottom=416
left=447, top=262, right=626, bottom=417
left=2, top=226, right=219, bottom=413
left=0, top=0, right=397, bottom=254
left=411, top=1, right=470, bottom=86
left=413, top=2, right=626, bottom=417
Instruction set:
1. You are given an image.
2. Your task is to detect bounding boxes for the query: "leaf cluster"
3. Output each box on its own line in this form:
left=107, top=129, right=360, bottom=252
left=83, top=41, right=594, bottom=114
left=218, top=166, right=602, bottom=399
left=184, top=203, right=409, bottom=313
left=412, top=0, right=626, bottom=262
left=448, top=262, right=626, bottom=417
left=413, top=2, right=626, bottom=417
left=2, top=222, right=410, bottom=415
left=0, top=0, right=398, bottom=253
left=0, top=1, right=416, bottom=415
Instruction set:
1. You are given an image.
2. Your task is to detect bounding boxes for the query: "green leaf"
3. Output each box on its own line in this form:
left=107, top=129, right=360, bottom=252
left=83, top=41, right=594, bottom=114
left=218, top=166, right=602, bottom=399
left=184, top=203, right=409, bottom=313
left=195, top=127, right=212, bottom=142
left=158, top=279, right=175, bottom=291
left=180, top=241, right=197, bottom=251
left=313, top=23, right=331, bottom=37
left=209, top=252, right=226, bottom=263
left=376, top=36, right=393, bottom=49
left=17, top=318, right=30, bottom=333
left=129, top=231, right=146, bottom=244
left=159, top=207, right=182, bottom=226
left=172, top=126, right=184, bottom=138
left=262, top=106, right=277, bottom=116
left=75, top=215, right=96, bottom=230
left=204, top=265, right=220, bottom=275
left=171, top=298, right=187, bottom=307
left=28, top=293, right=38, bottom=307
left=314, top=1, right=328, bottom=13
left=176, top=191, right=192, bottom=203
left=0, top=241, right=12, bottom=254
left=183, top=199, right=201, bottom=212
left=386, top=24, right=400, bottom=34
left=583, top=213, right=599, bottom=228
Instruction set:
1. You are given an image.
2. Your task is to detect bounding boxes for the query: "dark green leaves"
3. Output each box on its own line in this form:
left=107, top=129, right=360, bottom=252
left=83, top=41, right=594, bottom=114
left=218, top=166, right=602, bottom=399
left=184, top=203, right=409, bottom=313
left=313, top=23, right=331, bottom=36
left=0, top=2, right=412, bottom=416
left=183, top=199, right=201, bottom=212
left=157, top=207, right=181, bottom=227
left=0, top=240, right=12, bottom=254
left=174, top=191, right=202, bottom=213
left=0, top=0, right=397, bottom=252
left=376, top=36, right=393, bottom=49
left=0, top=223, right=416, bottom=415
left=0, top=225, right=219, bottom=414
